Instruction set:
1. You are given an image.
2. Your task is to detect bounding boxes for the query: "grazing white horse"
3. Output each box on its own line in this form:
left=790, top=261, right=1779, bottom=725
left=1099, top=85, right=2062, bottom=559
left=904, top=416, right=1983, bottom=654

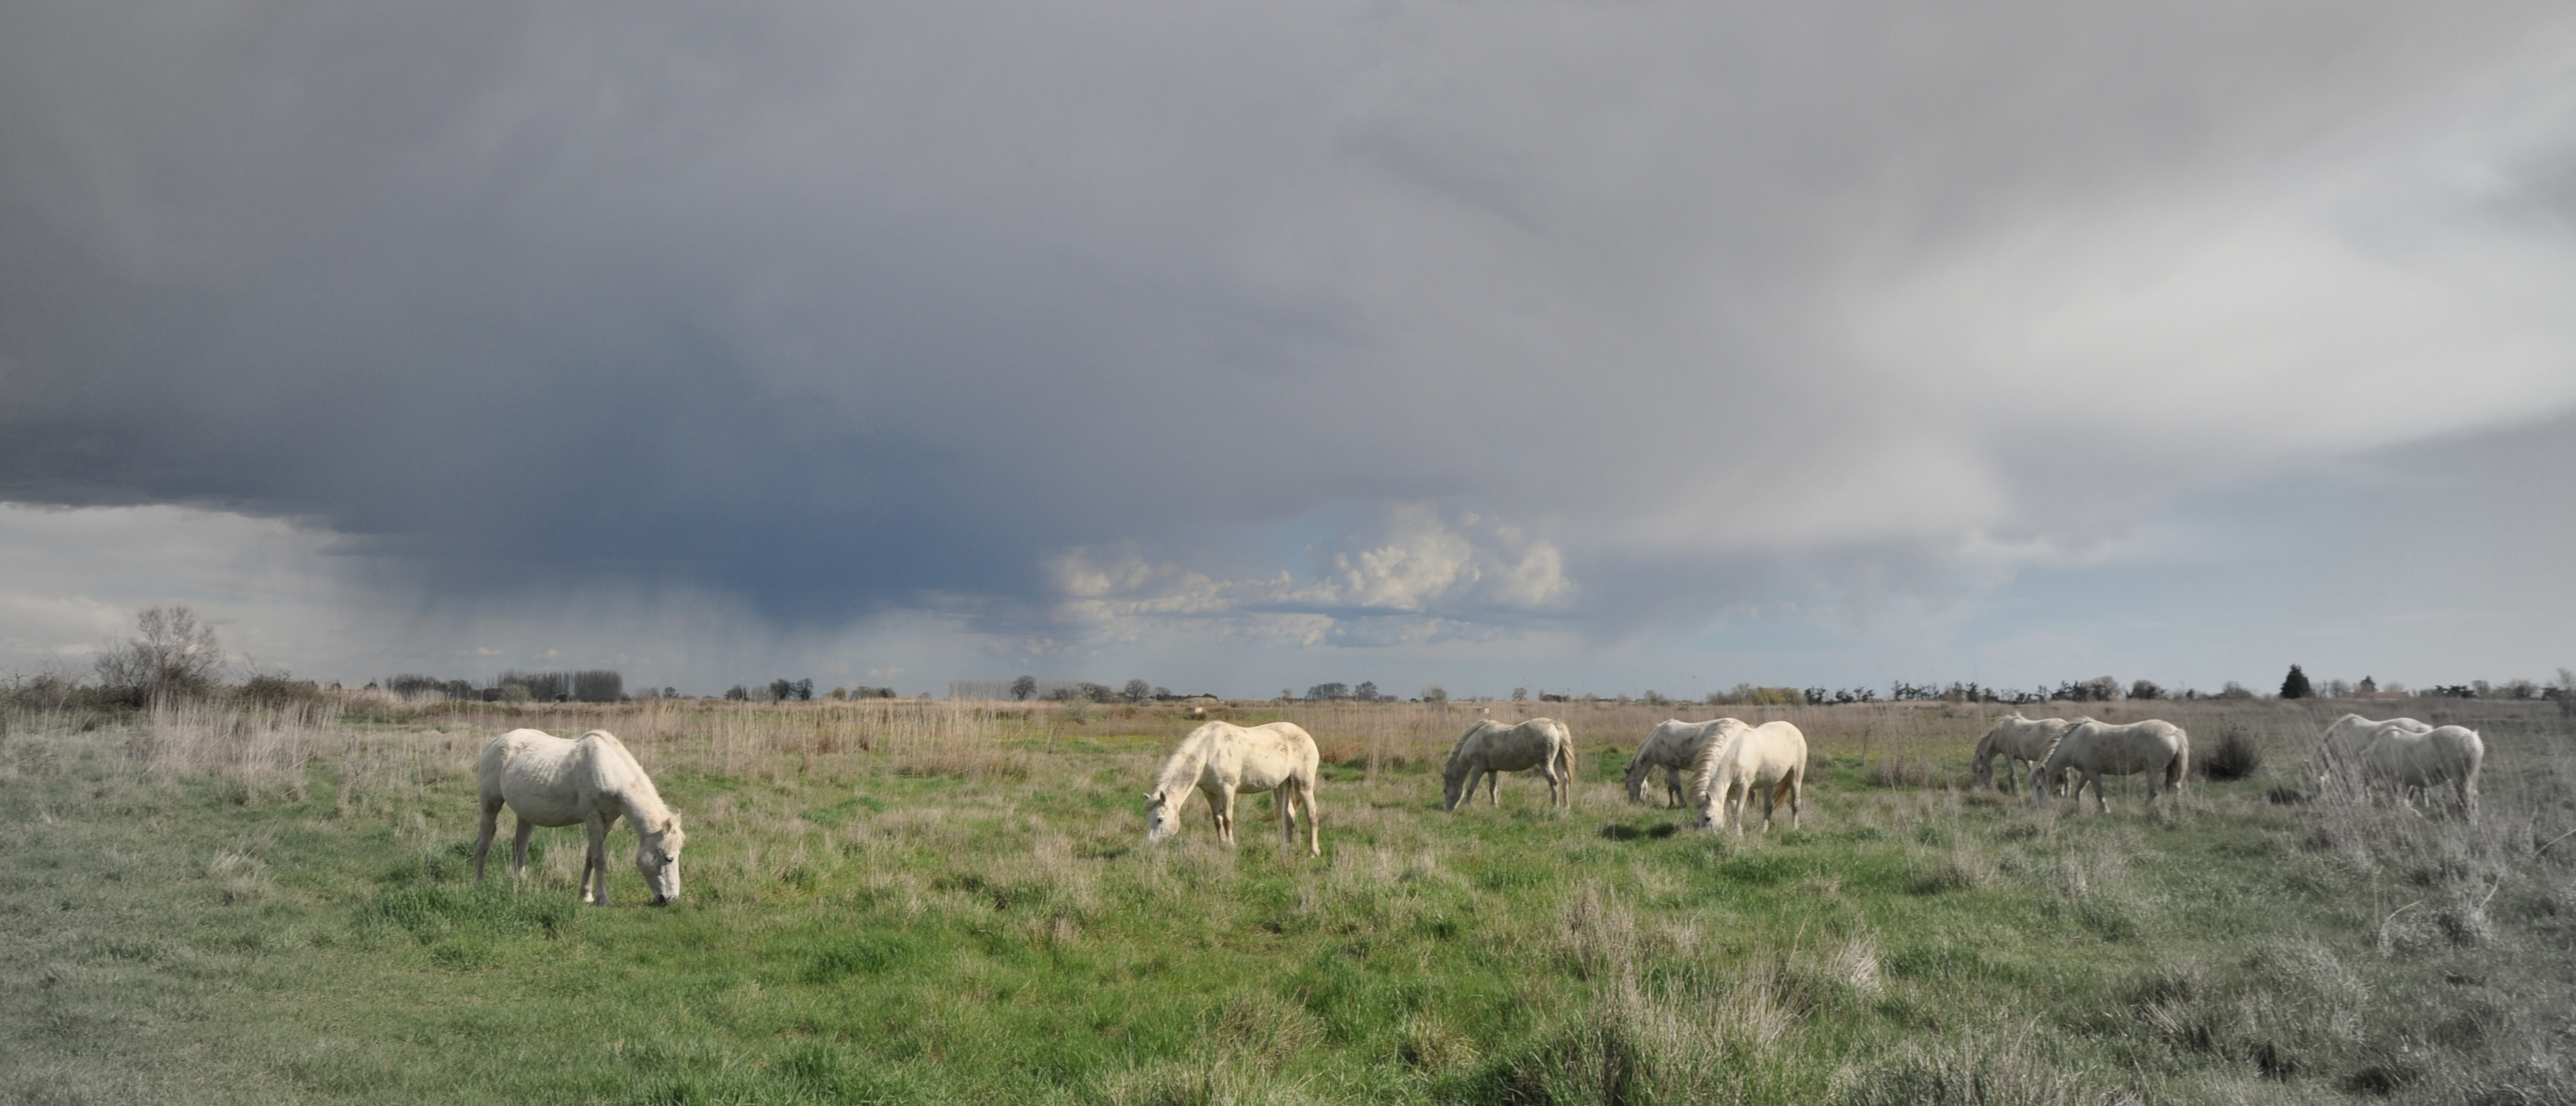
left=1442, top=718, right=1576, bottom=812
left=474, top=729, right=686, bottom=905
left=1971, top=713, right=2087, bottom=793
left=1143, top=721, right=1321, bottom=855
left=1624, top=719, right=1729, bottom=807
left=2030, top=719, right=2188, bottom=814
left=2346, top=724, right=2484, bottom=817
left=1692, top=719, right=1806, bottom=834
left=2307, top=713, right=2433, bottom=797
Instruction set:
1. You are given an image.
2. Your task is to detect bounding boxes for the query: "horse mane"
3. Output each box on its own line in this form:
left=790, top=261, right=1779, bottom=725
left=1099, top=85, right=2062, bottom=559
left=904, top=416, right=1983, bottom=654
left=1445, top=720, right=1497, bottom=777
left=1152, top=724, right=1220, bottom=797
left=1688, top=719, right=1752, bottom=782
left=578, top=730, right=680, bottom=834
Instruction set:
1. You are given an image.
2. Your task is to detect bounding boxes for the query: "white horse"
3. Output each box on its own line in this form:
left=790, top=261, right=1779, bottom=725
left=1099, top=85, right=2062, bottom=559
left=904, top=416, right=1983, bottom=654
left=2030, top=719, right=2188, bottom=814
left=1971, top=713, right=2087, bottom=793
left=474, top=728, right=686, bottom=905
left=1624, top=719, right=1728, bottom=807
left=1143, top=721, right=1321, bottom=855
left=2307, top=713, right=2433, bottom=797
left=1442, top=718, right=1576, bottom=812
left=1692, top=719, right=1806, bottom=834
left=2347, top=724, right=2484, bottom=817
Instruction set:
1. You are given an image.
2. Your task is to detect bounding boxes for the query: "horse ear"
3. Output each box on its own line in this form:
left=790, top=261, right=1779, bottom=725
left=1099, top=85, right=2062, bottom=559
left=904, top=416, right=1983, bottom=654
left=1142, top=791, right=1160, bottom=803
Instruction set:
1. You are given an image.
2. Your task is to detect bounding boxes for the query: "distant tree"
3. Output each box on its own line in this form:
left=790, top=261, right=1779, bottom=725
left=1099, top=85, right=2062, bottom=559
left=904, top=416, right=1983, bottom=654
left=95, top=606, right=224, bottom=705
left=2215, top=681, right=2255, bottom=700
left=2324, top=679, right=2352, bottom=698
left=1354, top=681, right=1380, bottom=702
left=1306, top=682, right=1351, bottom=701
left=2551, top=669, right=2575, bottom=717
left=2128, top=679, right=2164, bottom=702
left=1123, top=679, right=1151, bottom=702
left=1010, top=675, right=1038, bottom=701
left=725, top=685, right=749, bottom=700
left=1152, top=686, right=1172, bottom=699
left=2357, top=676, right=2377, bottom=694
left=1511, top=687, right=1529, bottom=702
left=2279, top=665, right=2313, bottom=700
left=1420, top=685, right=1448, bottom=704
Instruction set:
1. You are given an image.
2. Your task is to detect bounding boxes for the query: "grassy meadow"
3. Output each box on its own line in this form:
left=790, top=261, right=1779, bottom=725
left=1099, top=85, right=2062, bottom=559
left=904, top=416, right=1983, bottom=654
left=2, top=694, right=2573, bottom=1105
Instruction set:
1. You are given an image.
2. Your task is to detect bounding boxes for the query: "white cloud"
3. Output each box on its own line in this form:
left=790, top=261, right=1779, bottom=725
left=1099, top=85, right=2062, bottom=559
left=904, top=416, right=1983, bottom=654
left=1044, top=506, right=1571, bottom=649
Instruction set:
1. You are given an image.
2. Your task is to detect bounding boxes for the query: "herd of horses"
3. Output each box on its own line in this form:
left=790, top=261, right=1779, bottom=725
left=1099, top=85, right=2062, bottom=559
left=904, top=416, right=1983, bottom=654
left=467, top=709, right=2486, bottom=904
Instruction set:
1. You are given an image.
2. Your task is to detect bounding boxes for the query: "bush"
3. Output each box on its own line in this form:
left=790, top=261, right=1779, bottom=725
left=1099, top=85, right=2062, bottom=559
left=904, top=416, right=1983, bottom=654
left=235, top=674, right=325, bottom=708
left=93, top=606, right=225, bottom=706
left=2199, top=725, right=2263, bottom=781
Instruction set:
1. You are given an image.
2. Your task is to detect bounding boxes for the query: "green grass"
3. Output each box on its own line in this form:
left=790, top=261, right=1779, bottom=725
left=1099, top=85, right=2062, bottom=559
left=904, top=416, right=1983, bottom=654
left=2, top=700, right=2573, bottom=1104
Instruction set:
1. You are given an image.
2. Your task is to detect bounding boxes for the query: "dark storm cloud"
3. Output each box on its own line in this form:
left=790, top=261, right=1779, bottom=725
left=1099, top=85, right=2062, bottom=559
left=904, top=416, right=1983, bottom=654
left=5, top=1, right=2575, bottom=637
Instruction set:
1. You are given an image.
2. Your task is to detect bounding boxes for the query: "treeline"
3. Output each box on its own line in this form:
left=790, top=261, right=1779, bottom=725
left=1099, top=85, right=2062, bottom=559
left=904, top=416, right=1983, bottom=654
left=981, top=677, right=1208, bottom=703
left=380, top=670, right=627, bottom=703
left=720, top=680, right=901, bottom=701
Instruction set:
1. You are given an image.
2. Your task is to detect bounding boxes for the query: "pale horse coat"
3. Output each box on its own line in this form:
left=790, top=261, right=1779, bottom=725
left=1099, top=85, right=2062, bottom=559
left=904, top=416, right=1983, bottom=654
left=1971, top=713, right=2087, bottom=793
left=2030, top=719, right=2188, bottom=814
left=1692, top=719, right=1806, bottom=834
left=2307, top=713, right=2434, bottom=798
left=1143, top=721, right=1322, bottom=855
left=474, top=728, right=686, bottom=905
left=2348, top=724, right=2485, bottom=817
left=1442, top=718, right=1576, bottom=812
left=1624, top=719, right=1730, bottom=808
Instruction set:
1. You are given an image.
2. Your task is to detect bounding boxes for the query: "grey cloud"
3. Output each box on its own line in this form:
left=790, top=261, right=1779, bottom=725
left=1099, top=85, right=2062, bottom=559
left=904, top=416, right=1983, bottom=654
left=5, top=1, right=2575, bottom=648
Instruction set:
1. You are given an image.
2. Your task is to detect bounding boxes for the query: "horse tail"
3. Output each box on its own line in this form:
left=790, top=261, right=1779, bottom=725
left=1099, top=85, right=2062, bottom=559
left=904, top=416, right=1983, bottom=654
left=1552, top=724, right=1576, bottom=809
left=2165, top=736, right=2188, bottom=792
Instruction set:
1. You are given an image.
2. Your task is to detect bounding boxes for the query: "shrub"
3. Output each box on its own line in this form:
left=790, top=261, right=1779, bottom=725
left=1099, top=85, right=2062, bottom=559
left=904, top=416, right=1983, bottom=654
left=2199, top=725, right=2263, bottom=781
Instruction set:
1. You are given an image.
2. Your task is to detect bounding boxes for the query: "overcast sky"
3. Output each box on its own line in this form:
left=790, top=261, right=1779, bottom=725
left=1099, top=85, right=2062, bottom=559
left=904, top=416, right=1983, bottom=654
left=5, top=2, right=2574, bottom=699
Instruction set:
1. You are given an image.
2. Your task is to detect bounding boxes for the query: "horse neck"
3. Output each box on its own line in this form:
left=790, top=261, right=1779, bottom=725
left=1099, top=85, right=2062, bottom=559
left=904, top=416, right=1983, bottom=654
left=613, top=773, right=673, bottom=832
left=1445, top=725, right=1490, bottom=776
left=1153, top=738, right=1210, bottom=797
left=583, top=738, right=670, bottom=831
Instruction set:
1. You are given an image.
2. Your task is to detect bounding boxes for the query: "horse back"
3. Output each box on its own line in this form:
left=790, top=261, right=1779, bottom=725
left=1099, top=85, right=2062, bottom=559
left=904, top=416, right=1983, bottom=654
left=480, top=729, right=593, bottom=826
left=1214, top=721, right=1318, bottom=790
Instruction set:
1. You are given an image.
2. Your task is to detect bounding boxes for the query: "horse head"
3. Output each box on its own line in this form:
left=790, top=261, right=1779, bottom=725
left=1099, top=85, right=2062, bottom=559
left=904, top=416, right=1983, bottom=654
left=1439, top=722, right=1493, bottom=812
left=638, top=812, right=685, bottom=905
left=1143, top=790, right=1181, bottom=843
left=1622, top=748, right=1653, bottom=803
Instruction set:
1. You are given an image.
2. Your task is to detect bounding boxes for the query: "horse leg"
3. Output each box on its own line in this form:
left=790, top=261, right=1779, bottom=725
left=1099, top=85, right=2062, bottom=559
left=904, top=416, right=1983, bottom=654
left=1303, top=779, right=1321, bottom=857
left=1278, top=784, right=1297, bottom=851
left=512, top=818, right=536, bottom=876
left=473, top=798, right=503, bottom=882
left=2090, top=772, right=2109, bottom=815
left=1486, top=770, right=1500, bottom=808
left=1789, top=771, right=1803, bottom=831
left=584, top=815, right=610, bottom=905
left=1216, top=789, right=1237, bottom=847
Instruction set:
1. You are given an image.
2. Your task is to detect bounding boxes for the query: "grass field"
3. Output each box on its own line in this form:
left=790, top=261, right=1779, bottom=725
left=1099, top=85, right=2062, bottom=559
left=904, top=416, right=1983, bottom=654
left=2, top=696, right=2572, bottom=1104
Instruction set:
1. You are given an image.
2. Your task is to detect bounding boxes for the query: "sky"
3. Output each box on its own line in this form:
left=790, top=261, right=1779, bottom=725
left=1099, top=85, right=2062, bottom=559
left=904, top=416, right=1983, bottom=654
left=4, top=2, right=2574, bottom=699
